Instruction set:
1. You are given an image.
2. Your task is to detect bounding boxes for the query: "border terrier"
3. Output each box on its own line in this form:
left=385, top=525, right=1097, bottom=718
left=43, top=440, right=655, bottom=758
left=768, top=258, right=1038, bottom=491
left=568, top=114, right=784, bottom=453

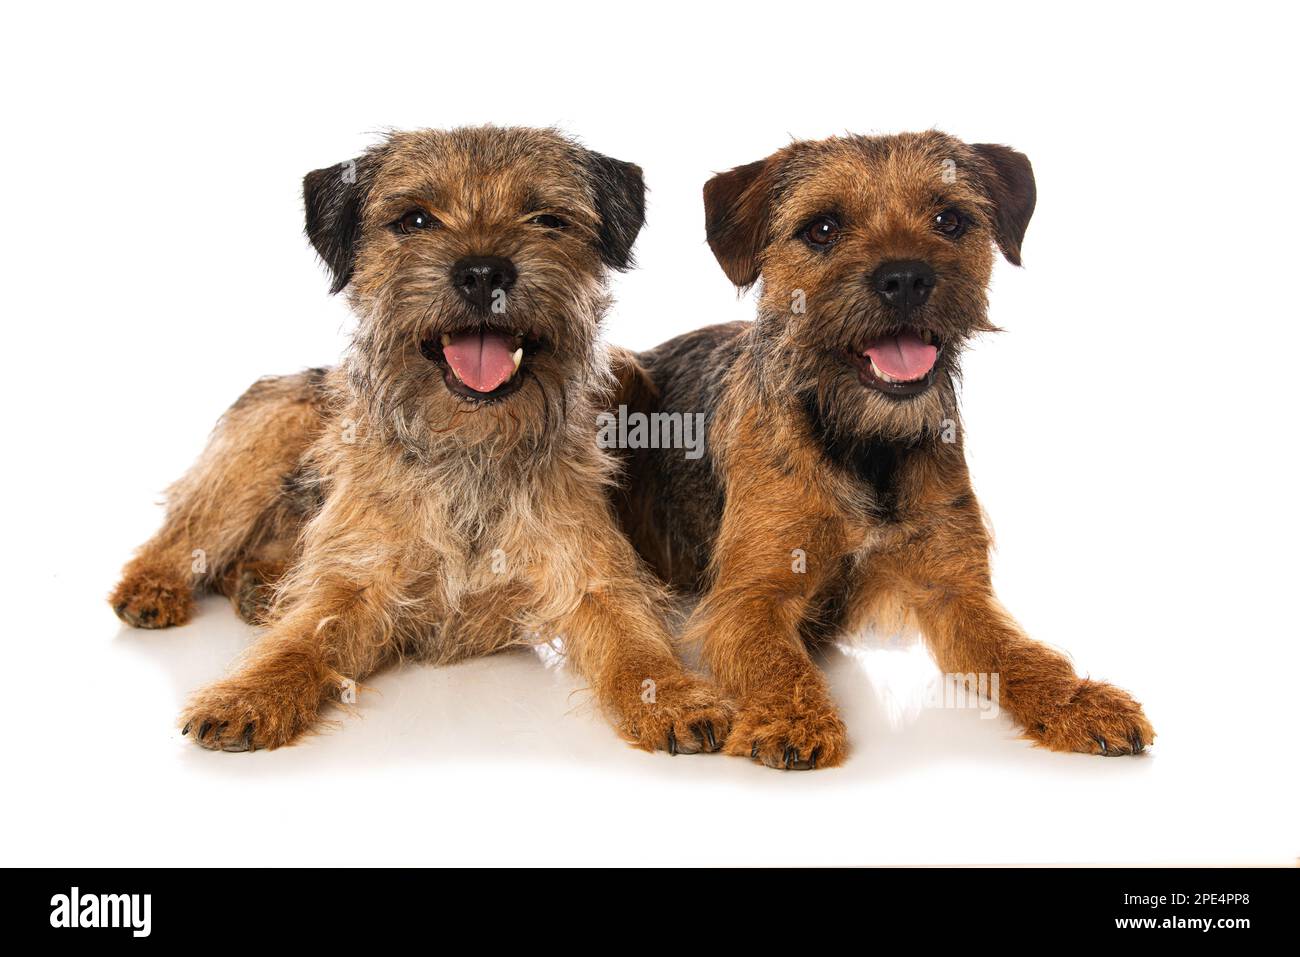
left=111, top=126, right=730, bottom=754
left=614, top=131, right=1154, bottom=769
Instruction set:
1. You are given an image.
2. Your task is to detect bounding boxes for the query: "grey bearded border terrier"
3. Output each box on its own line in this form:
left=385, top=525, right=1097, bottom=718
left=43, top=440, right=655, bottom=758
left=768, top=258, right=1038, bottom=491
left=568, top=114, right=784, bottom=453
left=111, top=127, right=731, bottom=754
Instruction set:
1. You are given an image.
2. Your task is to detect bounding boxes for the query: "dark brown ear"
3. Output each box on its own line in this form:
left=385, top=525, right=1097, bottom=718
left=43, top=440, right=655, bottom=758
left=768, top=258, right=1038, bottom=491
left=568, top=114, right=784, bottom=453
left=703, top=157, right=778, bottom=288
left=970, top=144, right=1036, bottom=266
left=605, top=345, right=660, bottom=412
left=582, top=151, right=646, bottom=271
left=303, top=151, right=378, bottom=294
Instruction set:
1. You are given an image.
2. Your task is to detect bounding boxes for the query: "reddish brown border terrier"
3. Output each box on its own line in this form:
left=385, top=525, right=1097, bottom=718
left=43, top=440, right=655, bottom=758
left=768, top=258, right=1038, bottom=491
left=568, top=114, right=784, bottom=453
left=613, top=131, right=1153, bottom=769
left=112, top=127, right=729, bottom=754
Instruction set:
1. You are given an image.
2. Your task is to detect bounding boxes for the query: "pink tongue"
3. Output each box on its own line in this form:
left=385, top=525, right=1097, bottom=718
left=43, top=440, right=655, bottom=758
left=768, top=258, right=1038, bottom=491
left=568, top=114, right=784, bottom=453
left=863, top=331, right=938, bottom=381
left=443, top=330, right=517, bottom=393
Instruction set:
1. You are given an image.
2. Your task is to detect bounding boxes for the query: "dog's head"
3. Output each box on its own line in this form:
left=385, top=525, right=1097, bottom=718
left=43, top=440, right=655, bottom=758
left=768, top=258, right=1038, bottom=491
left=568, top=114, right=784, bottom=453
left=304, top=126, right=645, bottom=450
left=703, top=130, right=1034, bottom=441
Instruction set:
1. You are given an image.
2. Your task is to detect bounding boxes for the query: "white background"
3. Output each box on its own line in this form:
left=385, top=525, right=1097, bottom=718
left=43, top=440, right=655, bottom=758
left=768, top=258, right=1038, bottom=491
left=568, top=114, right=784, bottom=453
left=2, top=1, right=1296, bottom=866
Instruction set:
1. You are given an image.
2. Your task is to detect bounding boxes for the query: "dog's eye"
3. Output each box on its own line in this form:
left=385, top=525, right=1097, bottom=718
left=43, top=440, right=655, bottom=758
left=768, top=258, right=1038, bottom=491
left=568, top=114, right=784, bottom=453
left=803, top=216, right=840, bottom=248
left=530, top=214, right=567, bottom=230
left=933, top=209, right=966, bottom=239
left=394, top=209, right=440, bottom=234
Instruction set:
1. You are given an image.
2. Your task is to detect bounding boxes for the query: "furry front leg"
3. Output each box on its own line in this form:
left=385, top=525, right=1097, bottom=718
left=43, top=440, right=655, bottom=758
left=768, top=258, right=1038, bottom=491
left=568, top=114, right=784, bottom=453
left=917, top=593, right=1154, bottom=755
left=181, top=637, right=344, bottom=751
left=687, top=495, right=850, bottom=770
left=896, top=501, right=1155, bottom=757
left=560, top=587, right=732, bottom=754
left=180, top=579, right=396, bottom=751
left=691, top=583, right=847, bottom=770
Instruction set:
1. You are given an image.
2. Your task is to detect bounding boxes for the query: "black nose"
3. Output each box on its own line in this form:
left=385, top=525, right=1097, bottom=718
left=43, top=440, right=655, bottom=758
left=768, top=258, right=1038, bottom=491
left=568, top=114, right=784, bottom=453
left=871, top=260, right=936, bottom=310
left=450, top=255, right=517, bottom=310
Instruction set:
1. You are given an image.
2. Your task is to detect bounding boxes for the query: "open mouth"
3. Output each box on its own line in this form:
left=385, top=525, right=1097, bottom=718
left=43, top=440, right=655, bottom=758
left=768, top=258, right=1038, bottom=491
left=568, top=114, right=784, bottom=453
left=847, top=329, right=942, bottom=398
left=420, top=327, right=542, bottom=402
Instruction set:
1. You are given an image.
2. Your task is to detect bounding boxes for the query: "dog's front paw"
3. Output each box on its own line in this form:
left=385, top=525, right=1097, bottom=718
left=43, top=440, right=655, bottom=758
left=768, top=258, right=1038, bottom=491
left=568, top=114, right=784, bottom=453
left=110, top=565, right=194, bottom=629
left=623, top=673, right=733, bottom=755
left=180, top=666, right=327, bottom=752
left=726, top=684, right=847, bottom=770
left=1026, top=679, right=1154, bottom=756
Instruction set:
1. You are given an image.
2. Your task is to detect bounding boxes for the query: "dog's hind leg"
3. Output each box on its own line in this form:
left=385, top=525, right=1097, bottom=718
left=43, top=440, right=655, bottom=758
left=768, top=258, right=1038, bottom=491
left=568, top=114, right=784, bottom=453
left=217, top=556, right=291, bottom=626
left=214, top=456, right=327, bottom=625
left=110, top=369, right=329, bottom=629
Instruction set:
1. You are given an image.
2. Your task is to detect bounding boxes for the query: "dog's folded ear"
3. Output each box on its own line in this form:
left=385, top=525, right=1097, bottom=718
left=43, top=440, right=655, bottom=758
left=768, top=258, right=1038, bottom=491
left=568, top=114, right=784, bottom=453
left=970, top=144, right=1036, bottom=266
left=605, top=345, right=660, bottom=412
left=703, top=157, right=778, bottom=289
left=584, top=151, right=646, bottom=271
left=303, top=153, right=377, bottom=295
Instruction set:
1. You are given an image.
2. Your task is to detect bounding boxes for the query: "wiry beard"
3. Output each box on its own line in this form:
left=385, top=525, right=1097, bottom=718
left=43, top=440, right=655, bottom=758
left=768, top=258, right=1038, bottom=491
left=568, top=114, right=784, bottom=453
left=748, top=297, right=990, bottom=443
left=341, top=280, right=612, bottom=466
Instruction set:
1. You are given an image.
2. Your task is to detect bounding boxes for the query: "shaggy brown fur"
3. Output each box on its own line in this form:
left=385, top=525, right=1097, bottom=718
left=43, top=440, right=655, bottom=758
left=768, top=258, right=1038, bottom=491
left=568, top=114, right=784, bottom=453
left=112, top=127, right=730, bottom=754
left=613, top=131, right=1153, bottom=769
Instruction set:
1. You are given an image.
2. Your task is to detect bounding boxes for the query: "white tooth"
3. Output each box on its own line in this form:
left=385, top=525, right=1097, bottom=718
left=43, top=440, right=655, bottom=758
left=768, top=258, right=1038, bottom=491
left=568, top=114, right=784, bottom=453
left=869, top=358, right=898, bottom=383
left=511, top=347, right=523, bottom=372
left=441, top=333, right=451, bottom=347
